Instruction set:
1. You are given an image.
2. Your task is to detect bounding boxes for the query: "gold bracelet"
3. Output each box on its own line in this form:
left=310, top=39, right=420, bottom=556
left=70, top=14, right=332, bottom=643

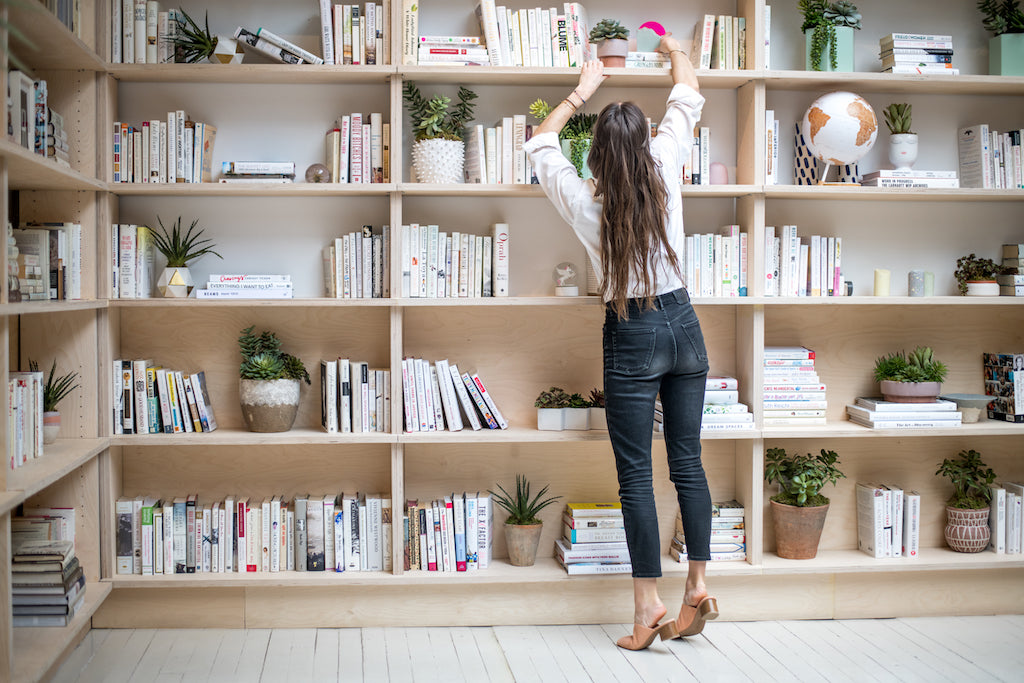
left=669, top=49, right=688, bottom=56
left=561, top=98, right=578, bottom=111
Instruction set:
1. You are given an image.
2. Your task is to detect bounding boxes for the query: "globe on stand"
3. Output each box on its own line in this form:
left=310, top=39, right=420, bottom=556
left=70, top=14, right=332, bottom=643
left=801, top=91, right=878, bottom=185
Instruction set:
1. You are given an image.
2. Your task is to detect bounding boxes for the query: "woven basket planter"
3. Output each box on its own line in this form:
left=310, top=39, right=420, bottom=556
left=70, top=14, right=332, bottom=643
left=944, top=506, right=990, bottom=553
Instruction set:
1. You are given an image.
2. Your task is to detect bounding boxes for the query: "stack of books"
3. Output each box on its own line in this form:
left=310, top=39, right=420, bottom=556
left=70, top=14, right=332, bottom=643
left=763, top=347, right=827, bottom=426
left=196, top=274, right=293, bottom=300
left=219, top=161, right=295, bottom=184
left=112, top=362, right=218, bottom=435
left=11, top=539, right=86, bottom=627
left=856, top=483, right=920, bottom=558
left=404, top=494, right=492, bottom=572
left=846, top=397, right=961, bottom=429
left=999, top=244, right=1024, bottom=297
left=319, top=359, right=391, bottom=434
left=879, top=33, right=958, bottom=75
left=670, top=500, right=746, bottom=561
left=984, top=352, right=1023, bottom=422
left=988, top=482, right=1024, bottom=554
left=555, top=503, right=631, bottom=575
left=418, top=36, right=489, bottom=66
left=323, top=226, right=390, bottom=299
left=654, top=376, right=754, bottom=433
left=626, top=52, right=670, bottom=69
left=860, top=169, right=959, bottom=189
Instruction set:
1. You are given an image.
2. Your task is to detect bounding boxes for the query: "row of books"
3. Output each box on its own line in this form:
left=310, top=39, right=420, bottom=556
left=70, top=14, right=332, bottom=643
left=683, top=226, right=748, bottom=298
left=112, top=1, right=171, bottom=64
left=319, top=1, right=390, bottom=66
left=112, top=361, right=218, bottom=435
left=8, top=371, right=44, bottom=469
left=847, top=397, right=961, bottom=430
left=998, top=245, right=1024, bottom=298
left=323, top=227, right=391, bottom=299
left=195, top=273, right=295, bottom=300
left=684, top=126, right=711, bottom=185
left=112, top=224, right=155, bottom=299
left=690, top=14, right=747, bottom=71
left=989, top=483, right=1024, bottom=554
left=399, top=223, right=509, bottom=298
left=12, top=223, right=83, bottom=301
left=856, top=482, right=920, bottom=558
left=464, top=119, right=537, bottom=185
left=556, top=502, right=631, bottom=574
left=403, top=494, right=493, bottom=571
left=12, top=540, right=86, bottom=627
left=470, top=1, right=593, bottom=68
left=763, top=348, right=827, bottom=427
left=958, top=124, right=1024, bottom=190
left=112, top=113, right=217, bottom=184
left=765, top=113, right=779, bottom=185
left=764, top=226, right=844, bottom=298
left=671, top=500, right=747, bottom=562
left=325, top=113, right=389, bottom=183
left=7, top=72, right=70, bottom=167
left=116, top=493, right=393, bottom=574
left=402, top=358, right=507, bottom=432
left=319, top=360, right=392, bottom=434
left=879, top=33, right=959, bottom=75
left=983, top=351, right=1023, bottom=422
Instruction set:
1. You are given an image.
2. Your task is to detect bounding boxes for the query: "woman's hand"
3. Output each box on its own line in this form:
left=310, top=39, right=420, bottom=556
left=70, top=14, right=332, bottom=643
left=658, top=33, right=682, bottom=55
left=575, top=60, right=606, bottom=102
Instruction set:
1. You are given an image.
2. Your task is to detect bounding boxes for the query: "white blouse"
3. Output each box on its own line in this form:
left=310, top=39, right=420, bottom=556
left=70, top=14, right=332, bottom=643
left=522, top=83, right=705, bottom=301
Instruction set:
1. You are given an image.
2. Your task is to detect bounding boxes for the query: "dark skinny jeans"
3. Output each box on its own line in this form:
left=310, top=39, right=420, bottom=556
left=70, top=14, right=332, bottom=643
left=603, top=288, right=712, bottom=577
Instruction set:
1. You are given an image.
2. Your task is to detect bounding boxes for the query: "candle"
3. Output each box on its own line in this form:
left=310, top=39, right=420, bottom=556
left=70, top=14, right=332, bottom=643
left=874, top=269, right=891, bottom=296
left=924, top=271, right=935, bottom=297
left=908, top=270, right=926, bottom=297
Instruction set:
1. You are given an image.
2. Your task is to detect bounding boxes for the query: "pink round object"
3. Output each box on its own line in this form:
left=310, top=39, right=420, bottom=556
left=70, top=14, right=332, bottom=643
left=709, top=162, right=728, bottom=185
left=639, top=21, right=666, bottom=36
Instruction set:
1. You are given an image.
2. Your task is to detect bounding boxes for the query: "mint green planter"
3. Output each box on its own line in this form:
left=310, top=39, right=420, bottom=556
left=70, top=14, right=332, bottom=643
left=989, top=34, right=1024, bottom=76
left=805, top=26, right=854, bottom=72
left=560, top=138, right=592, bottom=180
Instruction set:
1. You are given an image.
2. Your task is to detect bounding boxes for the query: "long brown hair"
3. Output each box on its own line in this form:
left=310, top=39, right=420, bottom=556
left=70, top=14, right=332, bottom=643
left=588, top=101, right=680, bottom=319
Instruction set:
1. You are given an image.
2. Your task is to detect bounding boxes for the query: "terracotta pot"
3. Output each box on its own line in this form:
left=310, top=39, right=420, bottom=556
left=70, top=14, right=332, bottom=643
left=504, top=523, right=543, bottom=566
left=879, top=380, right=941, bottom=403
left=596, top=38, right=628, bottom=67
left=239, top=379, right=300, bottom=432
left=770, top=500, right=829, bottom=559
left=43, top=410, right=61, bottom=444
left=944, top=506, right=990, bottom=553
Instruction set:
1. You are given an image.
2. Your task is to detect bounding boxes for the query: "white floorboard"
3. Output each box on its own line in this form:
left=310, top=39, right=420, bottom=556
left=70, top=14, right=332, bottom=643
left=51, top=616, right=1022, bottom=682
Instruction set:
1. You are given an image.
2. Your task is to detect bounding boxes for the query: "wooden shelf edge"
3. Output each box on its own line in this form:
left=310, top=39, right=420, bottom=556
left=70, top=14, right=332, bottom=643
left=11, top=582, right=112, bottom=683
left=0, top=490, right=23, bottom=516
left=761, top=548, right=1024, bottom=574
left=1, top=300, right=107, bottom=315
left=108, top=63, right=394, bottom=84
left=111, top=429, right=397, bottom=446
left=7, top=3, right=105, bottom=72
left=109, top=182, right=397, bottom=196
left=1, top=140, right=104, bottom=191
left=6, top=439, right=108, bottom=500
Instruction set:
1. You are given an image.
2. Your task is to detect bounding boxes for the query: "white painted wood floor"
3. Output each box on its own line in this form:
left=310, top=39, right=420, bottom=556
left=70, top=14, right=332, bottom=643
left=52, top=616, right=1024, bottom=682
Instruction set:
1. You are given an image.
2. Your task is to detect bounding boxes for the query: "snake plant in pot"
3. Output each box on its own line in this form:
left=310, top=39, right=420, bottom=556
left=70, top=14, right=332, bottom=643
left=29, top=359, right=80, bottom=445
left=489, top=474, right=562, bottom=566
left=238, top=326, right=311, bottom=432
left=765, top=447, right=845, bottom=559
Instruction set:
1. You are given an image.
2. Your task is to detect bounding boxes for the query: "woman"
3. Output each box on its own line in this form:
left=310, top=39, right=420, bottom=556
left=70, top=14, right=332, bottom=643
left=522, top=35, right=717, bottom=651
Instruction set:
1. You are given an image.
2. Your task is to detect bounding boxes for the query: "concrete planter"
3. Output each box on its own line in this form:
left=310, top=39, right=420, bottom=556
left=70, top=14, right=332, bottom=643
left=563, top=407, right=590, bottom=430
left=240, top=378, right=300, bottom=432
left=43, top=410, right=61, bottom=444
left=505, top=523, right=544, bottom=566
left=537, top=408, right=564, bottom=431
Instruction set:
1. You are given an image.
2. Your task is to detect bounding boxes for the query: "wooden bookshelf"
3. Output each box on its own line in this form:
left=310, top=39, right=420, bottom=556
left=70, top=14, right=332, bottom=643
left=3, top=0, right=1023, bottom=662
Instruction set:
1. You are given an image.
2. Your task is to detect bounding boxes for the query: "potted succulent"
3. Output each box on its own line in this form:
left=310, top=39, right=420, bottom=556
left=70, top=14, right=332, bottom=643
left=800, top=0, right=861, bottom=71
left=764, top=447, right=845, bottom=559
left=883, top=103, right=917, bottom=170
left=588, top=388, right=606, bottom=430
left=29, top=359, right=80, bottom=444
left=529, top=99, right=597, bottom=179
left=564, top=392, right=590, bottom=430
left=489, top=474, right=561, bottom=566
left=170, top=8, right=244, bottom=64
left=153, top=216, right=222, bottom=298
left=954, top=253, right=1005, bottom=296
left=238, top=326, right=311, bottom=432
left=936, top=449, right=996, bottom=552
left=535, top=386, right=570, bottom=431
left=402, top=81, right=478, bottom=184
left=590, top=18, right=630, bottom=68
left=979, top=0, right=1024, bottom=76
left=873, top=346, right=948, bottom=403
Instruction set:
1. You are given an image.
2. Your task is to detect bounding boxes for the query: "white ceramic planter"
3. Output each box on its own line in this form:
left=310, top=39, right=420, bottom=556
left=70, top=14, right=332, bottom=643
left=589, top=407, right=607, bottom=430
left=411, top=138, right=465, bottom=184
left=888, top=133, right=918, bottom=170
left=537, top=408, right=564, bottom=431
left=158, top=266, right=194, bottom=298
left=209, top=35, right=245, bottom=64
left=564, top=408, right=590, bottom=430
left=965, top=281, right=999, bottom=296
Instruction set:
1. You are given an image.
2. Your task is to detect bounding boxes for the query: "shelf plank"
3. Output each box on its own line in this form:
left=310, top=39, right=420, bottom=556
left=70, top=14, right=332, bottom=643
left=399, top=66, right=754, bottom=89
left=6, top=439, right=107, bottom=502
left=11, top=582, right=112, bottom=683
left=111, top=428, right=397, bottom=446
left=763, top=70, right=1024, bottom=95
left=761, top=548, right=1024, bottom=574
left=398, top=426, right=758, bottom=443
left=1, top=300, right=107, bottom=315
left=747, top=296, right=1024, bottom=306
left=398, top=183, right=547, bottom=197
left=763, top=420, right=1024, bottom=439
left=108, top=64, right=394, bottom=84
left=765, top=185, right=1024, bottom=202
left=2, top=140, right=104, bottom=191
left=110, top=298, right=397, bottom=308
left=0, top=491, right=22, bottom=516
left=6, top=3, right=105, bottom=71
left=110, top=182, right=397, bottom=197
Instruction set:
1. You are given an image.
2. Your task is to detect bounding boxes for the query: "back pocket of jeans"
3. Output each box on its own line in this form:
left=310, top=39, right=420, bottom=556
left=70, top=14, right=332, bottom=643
left=611, top=328, right=656, bottom=374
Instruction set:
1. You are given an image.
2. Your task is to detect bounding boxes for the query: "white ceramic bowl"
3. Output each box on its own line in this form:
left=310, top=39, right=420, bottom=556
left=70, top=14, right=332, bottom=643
left=939, top=394, right=991, bottom=423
